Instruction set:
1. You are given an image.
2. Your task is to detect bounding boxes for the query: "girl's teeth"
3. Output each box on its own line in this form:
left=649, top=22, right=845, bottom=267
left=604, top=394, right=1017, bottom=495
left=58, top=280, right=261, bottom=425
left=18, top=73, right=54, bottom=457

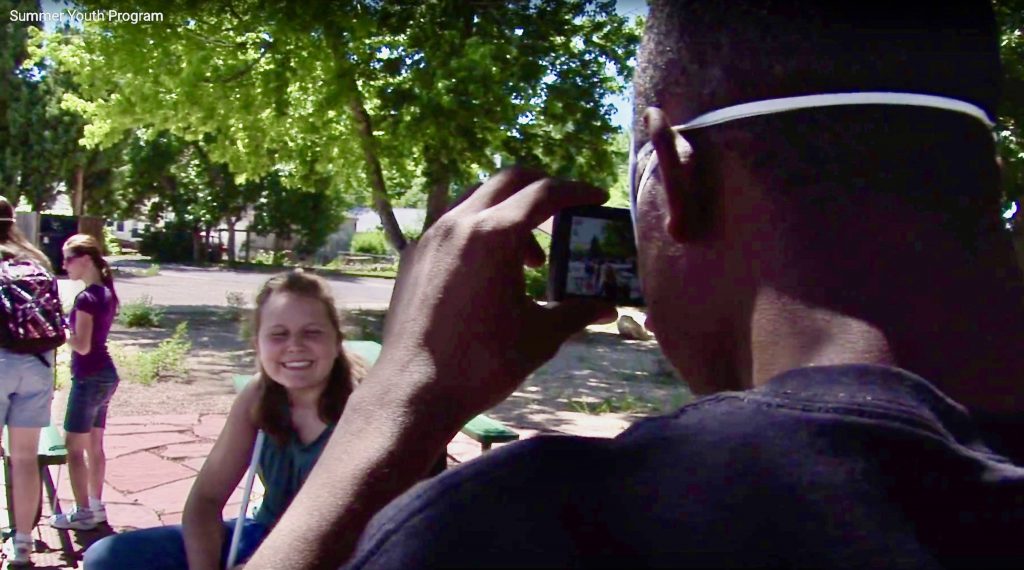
left=283, top=361, right=312, bottom=369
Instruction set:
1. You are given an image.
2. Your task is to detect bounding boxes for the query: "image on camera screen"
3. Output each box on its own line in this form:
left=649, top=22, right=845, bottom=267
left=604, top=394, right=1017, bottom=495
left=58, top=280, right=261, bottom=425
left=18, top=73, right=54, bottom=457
left=565, top=216, right=643, bottom=306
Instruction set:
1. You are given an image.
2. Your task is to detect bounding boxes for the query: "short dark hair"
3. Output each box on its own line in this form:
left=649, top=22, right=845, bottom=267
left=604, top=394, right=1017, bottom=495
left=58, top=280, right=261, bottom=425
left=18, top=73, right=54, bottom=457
left=635, top=1, right=1001, bottom=128
left=633, top=1, right=1004, bottom=238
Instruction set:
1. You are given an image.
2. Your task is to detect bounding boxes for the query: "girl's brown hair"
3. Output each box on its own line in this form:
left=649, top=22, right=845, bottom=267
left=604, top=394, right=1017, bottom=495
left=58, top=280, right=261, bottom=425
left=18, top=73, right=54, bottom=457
left=63, top=233, right=119, bottom=310
left=0, top=196, right=53, bottom=270
left=250, top=270, right=366, bottom=444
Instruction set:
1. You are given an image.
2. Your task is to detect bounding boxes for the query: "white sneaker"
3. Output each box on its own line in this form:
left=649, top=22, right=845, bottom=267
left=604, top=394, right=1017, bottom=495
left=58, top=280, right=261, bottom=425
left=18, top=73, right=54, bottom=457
left=3, top=535, right=32, bottom=567
left=50, top=508, right=97, bottom=530
left=92, top=504, right=107, bottom=524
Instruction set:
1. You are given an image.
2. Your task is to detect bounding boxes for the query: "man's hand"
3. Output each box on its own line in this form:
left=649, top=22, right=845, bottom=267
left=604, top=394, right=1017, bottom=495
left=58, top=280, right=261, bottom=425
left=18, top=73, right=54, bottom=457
left=245, top=168, right=615, bottom=570
left=378, top=167, right=616, bottom=421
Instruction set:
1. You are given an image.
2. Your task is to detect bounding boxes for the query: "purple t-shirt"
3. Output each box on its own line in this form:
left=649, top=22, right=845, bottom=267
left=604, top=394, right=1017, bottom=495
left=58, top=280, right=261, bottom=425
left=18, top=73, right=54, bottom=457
left=70, top=283, right=116, bottom=378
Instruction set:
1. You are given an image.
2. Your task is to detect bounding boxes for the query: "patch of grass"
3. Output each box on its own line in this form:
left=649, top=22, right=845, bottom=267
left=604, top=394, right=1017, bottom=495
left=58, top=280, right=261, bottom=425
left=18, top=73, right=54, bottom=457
left=140, top=263, right=161, bottom=277
left=113, top=322, right=192, bottom=385
left=117, top=294, right=164, bottom=328
left=568, top=394, right=658, bottom=415
left=226, top=290, right=254, bottom=341
left=335, top=267, right=397, bottom=279
left=663, top=389, right=694, bottom=412
left=54, top=345, right=71, bottom=390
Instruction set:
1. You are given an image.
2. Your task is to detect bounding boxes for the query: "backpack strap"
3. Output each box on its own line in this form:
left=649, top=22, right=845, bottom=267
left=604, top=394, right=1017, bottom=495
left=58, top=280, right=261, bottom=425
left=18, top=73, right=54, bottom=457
left=35, top=353, right=51, bottom=368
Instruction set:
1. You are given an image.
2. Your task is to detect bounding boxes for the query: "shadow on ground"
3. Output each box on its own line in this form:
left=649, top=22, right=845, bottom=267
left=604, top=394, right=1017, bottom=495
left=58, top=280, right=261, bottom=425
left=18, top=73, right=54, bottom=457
left=103, top=306, right=691, bottom=436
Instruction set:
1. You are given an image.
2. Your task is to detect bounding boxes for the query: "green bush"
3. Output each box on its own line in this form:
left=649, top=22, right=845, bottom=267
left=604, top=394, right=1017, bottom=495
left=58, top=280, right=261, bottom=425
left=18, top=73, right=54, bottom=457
left=251, top=249, right=292, bottom=266
left=118, top=294, right=164, bottom=327
left=524, top=264, right=549, bottom=300
left=113, top=322, right=192, bottom=385
left=525, top=230, right=552, bottom=300
left=351, top=231, right=391, bottom=256
left=103, top=226, right=123, bottom=256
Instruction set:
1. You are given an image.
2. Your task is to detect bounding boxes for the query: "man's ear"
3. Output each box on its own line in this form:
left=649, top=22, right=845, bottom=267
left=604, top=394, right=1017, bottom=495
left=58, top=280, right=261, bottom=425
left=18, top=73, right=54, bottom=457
left=643, top=107, right=709, bottom=243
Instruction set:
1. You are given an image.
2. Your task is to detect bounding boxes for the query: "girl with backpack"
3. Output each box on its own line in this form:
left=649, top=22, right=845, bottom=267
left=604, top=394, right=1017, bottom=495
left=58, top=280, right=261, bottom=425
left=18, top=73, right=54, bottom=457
left=0, top=196, right=61, bottom=567
left=83, top=270, right=366, bottom=569
left=50, top=234, right=120, bottom=532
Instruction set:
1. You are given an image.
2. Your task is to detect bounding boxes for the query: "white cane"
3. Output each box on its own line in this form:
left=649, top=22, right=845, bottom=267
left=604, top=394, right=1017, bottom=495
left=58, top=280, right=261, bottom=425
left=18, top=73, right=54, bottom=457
left=227, top=430, right=265, bottom=569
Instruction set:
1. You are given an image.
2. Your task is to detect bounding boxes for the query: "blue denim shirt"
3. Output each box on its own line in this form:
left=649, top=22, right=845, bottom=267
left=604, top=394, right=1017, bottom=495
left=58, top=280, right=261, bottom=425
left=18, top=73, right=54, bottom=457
left=346, top=365, right=1024, bottom=569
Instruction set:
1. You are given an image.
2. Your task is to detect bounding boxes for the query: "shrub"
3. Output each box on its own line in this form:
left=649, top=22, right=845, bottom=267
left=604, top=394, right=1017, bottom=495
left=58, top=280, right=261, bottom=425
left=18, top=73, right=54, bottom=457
left=103, top=226, right=123, bottom=256
left=113, top=322, right=192, bottom=385
left=117, top=295, right=164, bottom=327
left=251, top=249, right=292, bottom=266
left=525, top=230, right=552, bottom=300
left=351, top=231, right=391, bottom=256
left=524, top=264, right=549, bottom=300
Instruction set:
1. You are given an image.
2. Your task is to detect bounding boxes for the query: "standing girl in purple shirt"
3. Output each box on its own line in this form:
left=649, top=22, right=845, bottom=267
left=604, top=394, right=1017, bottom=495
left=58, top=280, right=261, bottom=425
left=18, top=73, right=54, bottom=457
left=50, top=234, right=120, bottom=531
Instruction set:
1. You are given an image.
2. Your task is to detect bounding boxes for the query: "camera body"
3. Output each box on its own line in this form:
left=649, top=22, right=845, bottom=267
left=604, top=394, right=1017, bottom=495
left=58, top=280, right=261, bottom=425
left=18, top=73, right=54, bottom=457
left=547, top=205, right=644, bottom=307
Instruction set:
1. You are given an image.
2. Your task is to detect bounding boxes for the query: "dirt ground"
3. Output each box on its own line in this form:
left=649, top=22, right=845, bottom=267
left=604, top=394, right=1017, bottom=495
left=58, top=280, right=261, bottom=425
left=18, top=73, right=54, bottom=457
left=84, top=307, right=691, bottom=438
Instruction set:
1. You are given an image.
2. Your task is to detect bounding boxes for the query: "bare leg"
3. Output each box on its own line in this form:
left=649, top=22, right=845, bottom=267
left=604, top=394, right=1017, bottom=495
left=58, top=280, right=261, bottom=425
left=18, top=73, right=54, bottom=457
left=7, top=427, right=41, bottom=535
left=87, top=427, right=107, bottom=502
left=64, top=432, right=91, bottom=508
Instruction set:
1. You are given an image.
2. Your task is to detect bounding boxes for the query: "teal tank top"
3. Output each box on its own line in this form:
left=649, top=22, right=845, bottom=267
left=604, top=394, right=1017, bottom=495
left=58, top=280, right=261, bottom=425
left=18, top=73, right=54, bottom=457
left=254, top=423, right=335, bottom=526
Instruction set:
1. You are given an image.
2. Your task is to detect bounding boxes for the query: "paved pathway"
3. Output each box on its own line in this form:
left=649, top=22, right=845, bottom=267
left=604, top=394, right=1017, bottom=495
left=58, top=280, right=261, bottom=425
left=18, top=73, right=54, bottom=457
left=1, top=415, right=503, bottom=569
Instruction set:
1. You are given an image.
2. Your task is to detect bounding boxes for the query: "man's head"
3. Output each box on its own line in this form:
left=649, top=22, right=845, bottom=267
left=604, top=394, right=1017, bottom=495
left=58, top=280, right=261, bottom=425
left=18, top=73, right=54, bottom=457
left=631, top=1, right=1004, bottom=393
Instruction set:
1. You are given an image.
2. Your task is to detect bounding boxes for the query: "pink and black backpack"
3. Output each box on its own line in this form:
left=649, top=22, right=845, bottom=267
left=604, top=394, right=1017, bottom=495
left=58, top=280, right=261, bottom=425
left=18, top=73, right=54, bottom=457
left=0, top=257, right=67, bottom=366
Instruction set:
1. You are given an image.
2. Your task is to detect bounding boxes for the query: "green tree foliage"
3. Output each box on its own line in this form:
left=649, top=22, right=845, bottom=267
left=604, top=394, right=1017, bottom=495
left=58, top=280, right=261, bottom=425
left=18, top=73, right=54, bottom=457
left=1, top=1, right=89, bottom=210
left=351, top=230, right=391, bottom=256
left=34, top=0, right=639, bottom=251
left=996, top=0, right=1024, bottom=232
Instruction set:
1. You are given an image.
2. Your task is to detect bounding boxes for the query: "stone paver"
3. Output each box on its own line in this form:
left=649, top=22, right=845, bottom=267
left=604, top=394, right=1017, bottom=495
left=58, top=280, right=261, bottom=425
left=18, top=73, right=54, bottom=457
left=193, top=415, right=228, bottom=439
left=126, top=476, right=246, bottom=520
left=125, top=476, right=198, bottom=518
left=182, top=457, right=206, bottom=472
left=162, top=442, right=216, bottom=459
left=1, top=412, right=496, bottom=570
left=104, top=432, right=196, bottom=460
left=106, top=414, right=199, bottom=426
left=106, top=451, right=196, bottom=494
left=105, top=423, right=192, bottom=436
left=104, top=501, right=163, bottom=531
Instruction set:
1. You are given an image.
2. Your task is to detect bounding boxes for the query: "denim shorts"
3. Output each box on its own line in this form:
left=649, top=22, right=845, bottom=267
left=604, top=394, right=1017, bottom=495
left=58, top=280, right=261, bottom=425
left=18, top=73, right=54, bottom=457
left=0, top=349, right=55, bottom=428
left=64, top=366, right=119, bottom=433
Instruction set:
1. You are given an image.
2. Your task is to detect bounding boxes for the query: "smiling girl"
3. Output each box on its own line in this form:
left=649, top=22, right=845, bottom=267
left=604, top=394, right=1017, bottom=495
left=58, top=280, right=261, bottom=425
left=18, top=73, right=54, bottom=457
left=50, top=233, right=120, bottom=532
left=83, top=270, right=365, bottom=569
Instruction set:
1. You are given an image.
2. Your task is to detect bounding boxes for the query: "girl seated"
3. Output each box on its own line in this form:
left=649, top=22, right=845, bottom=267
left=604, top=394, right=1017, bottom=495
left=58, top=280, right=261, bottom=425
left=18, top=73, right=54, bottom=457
left=83, top=270, right=366, bottom=569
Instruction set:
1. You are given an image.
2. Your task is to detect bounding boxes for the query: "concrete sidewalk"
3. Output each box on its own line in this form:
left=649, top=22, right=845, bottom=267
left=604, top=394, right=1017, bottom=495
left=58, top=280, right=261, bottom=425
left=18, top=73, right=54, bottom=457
left=1, top=414, right=502, bottom=569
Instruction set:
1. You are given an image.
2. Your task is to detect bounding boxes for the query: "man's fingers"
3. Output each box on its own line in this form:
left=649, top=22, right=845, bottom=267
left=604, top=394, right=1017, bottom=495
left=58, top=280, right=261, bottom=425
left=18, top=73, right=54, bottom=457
left=495, top=179, right=609, bottom=232
left=456, top=167, right=546, bottom=214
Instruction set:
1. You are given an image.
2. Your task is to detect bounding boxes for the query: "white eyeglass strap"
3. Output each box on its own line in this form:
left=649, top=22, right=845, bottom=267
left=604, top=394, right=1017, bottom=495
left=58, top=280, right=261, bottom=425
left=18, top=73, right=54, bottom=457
left=633, top=91, right=995, bottom=204
left=681, top=92, right=994, bottom=131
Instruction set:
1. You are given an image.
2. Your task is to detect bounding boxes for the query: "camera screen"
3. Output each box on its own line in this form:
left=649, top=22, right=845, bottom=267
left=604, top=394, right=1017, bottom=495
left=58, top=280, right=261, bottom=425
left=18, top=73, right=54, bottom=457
left=563, top=216, right=643, bottom=306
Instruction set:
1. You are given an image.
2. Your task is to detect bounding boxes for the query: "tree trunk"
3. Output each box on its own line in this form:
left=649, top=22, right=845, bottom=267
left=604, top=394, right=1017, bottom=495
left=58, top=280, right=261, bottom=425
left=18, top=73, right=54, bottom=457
left=73, top=166, right=84, bottom=216
left=346, top=89, right=406, bottom=252
left=424, top=168, right=451, bottom=233
left=227, top=217, right=237, bottom=263
left=192, top=226, right=202, bottom=263
left=325, top=30, right=406, bottom=253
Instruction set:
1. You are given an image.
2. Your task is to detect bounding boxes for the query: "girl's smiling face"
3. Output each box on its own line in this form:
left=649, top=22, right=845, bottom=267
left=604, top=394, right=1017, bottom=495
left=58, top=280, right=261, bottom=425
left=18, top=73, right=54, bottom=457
left=256, top=291, right=341, bottom=393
